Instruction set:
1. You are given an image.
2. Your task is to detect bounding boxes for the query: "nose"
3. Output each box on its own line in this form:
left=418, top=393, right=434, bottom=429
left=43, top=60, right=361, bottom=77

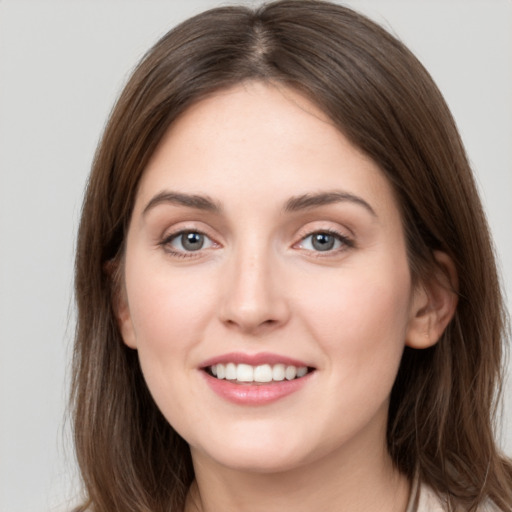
left=219, top=244, right=290, bottom=335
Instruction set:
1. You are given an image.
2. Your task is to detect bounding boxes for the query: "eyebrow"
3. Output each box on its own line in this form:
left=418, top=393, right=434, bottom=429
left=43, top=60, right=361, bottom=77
left=284, top=191, right=376, bottom=217
left=142, top=189, right=376, bottom=217
left=143, top=191, right=221, bottom=215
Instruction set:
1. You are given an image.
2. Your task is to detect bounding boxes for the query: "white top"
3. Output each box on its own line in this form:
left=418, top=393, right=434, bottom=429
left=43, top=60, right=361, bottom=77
left=406, top=479, right=500, bottom=512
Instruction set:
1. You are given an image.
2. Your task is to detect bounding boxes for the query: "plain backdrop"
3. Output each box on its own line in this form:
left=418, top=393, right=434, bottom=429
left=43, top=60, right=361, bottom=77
left=0, top=1, right=511, bottom=511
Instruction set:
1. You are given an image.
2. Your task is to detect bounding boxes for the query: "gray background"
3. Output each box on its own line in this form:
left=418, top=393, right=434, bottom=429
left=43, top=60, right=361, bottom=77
left=0, top=1, right=510, bottom=511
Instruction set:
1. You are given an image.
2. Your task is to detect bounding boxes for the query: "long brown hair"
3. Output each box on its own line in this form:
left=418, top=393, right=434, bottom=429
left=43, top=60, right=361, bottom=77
left=72, top=1, right=512, bottom=510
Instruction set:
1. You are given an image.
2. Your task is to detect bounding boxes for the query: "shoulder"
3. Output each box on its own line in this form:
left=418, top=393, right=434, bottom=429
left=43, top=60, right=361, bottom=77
left=416, top=483, right=501, bottom=512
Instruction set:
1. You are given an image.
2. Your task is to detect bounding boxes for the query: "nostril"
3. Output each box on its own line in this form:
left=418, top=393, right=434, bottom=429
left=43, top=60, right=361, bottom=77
left=222, top=313, right=284, bottom=333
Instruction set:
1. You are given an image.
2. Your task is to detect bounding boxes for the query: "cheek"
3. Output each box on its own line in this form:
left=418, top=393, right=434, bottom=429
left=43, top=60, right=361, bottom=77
left=293, top=264, right=412, bottom=436
left=297, top=261, right=412, bottom=366
left=124, top=260, right=217, bottom=428
left=125, top=256, right=217, bottom=360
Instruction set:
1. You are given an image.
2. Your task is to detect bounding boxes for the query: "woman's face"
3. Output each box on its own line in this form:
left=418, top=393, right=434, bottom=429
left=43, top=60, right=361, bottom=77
left=119, top=82, right=422, bottom=473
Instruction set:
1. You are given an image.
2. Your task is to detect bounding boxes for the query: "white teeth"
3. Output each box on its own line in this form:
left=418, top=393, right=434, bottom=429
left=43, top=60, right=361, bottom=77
left=285, top=365, right=297, bottom=380
left=216, top=363, right=226, bottom=379
left=236, top=363, right=254, bottom=382
left=254, top=364, right=272, bottom=382
left=297, top=366, right=308, bottom=378
left=272, top=364, right=285, bottom=381
left=209, top=363, right=309, bottom=382
left=225, top=362, right=237, bottom=380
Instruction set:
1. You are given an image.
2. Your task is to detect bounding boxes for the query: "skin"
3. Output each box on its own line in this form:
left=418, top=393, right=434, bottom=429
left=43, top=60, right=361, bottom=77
left=117, top=81, right=456, bottom=512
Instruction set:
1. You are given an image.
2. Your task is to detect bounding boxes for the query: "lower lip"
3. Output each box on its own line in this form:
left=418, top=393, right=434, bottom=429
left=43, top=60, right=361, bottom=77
left=202, top=371, right=313, bottom=405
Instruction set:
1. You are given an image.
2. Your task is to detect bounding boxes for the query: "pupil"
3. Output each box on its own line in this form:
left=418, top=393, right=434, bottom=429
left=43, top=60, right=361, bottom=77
left=312, top=233, right=334, bottom=251
left=182, top=232, right=204, bottom=251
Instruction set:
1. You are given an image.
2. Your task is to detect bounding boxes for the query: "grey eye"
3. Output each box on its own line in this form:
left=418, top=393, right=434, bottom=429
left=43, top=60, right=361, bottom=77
left=311, top=233, right=336, bottom=251
left=180, top=232, right=205, bottom=251
left=167, top=231, right=214, bottom=253
left=297, top=231, right=349, bottom=253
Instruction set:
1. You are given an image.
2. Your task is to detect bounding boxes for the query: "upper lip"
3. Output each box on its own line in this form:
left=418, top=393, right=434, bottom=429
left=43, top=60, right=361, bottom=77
left=200, top=352, right=313, bottom=369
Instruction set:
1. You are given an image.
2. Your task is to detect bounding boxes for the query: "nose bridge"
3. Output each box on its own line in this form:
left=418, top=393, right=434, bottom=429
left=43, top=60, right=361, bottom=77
left=220, top=235, right=288, bottom=332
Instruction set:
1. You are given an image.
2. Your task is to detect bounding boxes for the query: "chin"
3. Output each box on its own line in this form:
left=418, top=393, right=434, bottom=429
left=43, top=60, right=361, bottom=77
left=203, top=447, right=308, bottom=474
left=189, top=424, right=327, bottom=475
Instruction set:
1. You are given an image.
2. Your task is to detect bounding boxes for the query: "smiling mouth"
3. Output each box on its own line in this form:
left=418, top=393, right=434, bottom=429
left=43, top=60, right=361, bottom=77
left=205, top=363, right=314, bottom=384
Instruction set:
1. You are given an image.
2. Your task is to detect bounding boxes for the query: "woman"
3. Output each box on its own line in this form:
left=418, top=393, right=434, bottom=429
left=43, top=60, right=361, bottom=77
left=71, top=1, right=512, bottom=510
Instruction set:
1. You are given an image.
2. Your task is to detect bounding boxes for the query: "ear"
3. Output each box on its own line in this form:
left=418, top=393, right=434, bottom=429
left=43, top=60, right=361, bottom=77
left=106, top=259, right=138, bottom=350
left=115, top=289, right=138, bottom=349
left=405, top=251, right=459, bottom=349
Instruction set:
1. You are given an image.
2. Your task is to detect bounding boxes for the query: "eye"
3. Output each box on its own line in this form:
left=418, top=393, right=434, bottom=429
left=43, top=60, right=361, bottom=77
left=298, top=231, right=352, bottom=252
left=163, top=230, right=215, bottom=254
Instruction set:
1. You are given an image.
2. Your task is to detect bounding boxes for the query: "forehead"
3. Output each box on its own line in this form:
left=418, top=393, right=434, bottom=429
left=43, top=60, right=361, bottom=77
left=135, top=81, right=399, bottom=222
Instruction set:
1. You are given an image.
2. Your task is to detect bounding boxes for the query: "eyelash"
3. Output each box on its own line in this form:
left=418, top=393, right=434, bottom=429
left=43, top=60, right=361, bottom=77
left=295, top=229, right=355, bottom=256
left=159, top=229, right=216, bottom=258
left=159, top=228, right=354, bottom=259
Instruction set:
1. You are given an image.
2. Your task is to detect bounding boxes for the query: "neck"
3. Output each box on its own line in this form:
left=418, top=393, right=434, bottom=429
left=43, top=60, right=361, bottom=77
left=185, top=437, right=410, bottom=512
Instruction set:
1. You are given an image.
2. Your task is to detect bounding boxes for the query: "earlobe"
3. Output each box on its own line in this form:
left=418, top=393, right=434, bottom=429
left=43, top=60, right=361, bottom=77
left=106, top=259, right=138, bottom=349
left=405, top=251, right=458, bottom=349
left=115, top=291, right=138, bottom=349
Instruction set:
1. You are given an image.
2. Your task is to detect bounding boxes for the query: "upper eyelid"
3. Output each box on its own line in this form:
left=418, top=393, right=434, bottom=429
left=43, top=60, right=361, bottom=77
left=291, top=215, right=355, bottom=233
left=162, top=227, right=209, bottom=242
left=157, top=222, right=354, bottom=249
left=293, top=223, right=356, bottom=252
left=296, top=229, right=353, bottom=246
left=293, top=222, right=354, bottom=241
left=159, top=230, right=219, bottom=259
left=160, top=222, right=219, bottom=241
left=300, top=227, right=347, bottom=237
left=161, top=229, right=219, bottom=250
